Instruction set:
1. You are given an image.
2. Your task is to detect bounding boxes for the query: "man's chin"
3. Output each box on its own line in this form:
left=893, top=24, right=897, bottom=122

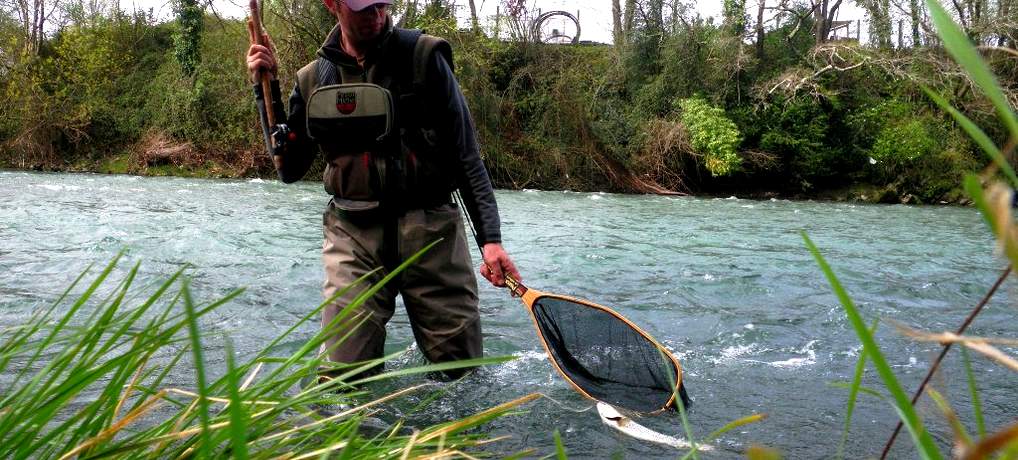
left=357, top=26, right=384, bottom=40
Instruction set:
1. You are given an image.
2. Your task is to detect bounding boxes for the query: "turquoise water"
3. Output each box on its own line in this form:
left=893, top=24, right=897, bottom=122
left=1, top=171, right=1015, bottom=458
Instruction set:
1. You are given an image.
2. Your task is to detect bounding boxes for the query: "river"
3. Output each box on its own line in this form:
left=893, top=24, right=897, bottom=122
left=1, top=171, right=1014, bottom=458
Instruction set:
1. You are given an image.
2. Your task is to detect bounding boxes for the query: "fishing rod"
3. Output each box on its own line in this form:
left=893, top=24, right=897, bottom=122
left=247, top=0, right=284, bottom=171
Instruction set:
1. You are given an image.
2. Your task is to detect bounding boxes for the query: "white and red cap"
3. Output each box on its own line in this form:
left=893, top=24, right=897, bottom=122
left=343, top=0, right=391, bottom=11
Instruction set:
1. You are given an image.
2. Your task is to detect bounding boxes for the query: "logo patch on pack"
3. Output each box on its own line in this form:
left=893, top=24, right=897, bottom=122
left=336, top=91, right=357, bottom=115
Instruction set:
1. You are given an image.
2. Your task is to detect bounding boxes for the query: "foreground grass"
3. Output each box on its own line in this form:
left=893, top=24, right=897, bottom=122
left=0, top=249, right=532, bottom=459
left=800, top=4, right=1018, bottom=458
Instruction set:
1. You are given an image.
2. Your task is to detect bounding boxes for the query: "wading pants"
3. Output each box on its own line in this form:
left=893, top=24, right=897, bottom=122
left=320, top=200, right=482, bottom=377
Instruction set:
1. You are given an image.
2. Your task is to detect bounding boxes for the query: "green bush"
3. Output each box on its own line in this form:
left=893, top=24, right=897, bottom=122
left=872, top=116, right=977, bottom=202
left=845, top=98, right=913, bottom=152
left=676, top=97, right=742, bottom=177
left=871, top=118, right=940, bottom=163
left=657, top=21, right=743, bottom=105
left=758, top=97, right=853, bottom=188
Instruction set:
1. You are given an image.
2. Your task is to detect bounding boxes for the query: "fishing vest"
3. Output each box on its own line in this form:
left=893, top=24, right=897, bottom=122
left=295, top=28, right=456, bottom=213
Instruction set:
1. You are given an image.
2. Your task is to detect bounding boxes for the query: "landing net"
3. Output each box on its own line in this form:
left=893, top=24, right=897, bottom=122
left=531, top=295, right=687, bottom=414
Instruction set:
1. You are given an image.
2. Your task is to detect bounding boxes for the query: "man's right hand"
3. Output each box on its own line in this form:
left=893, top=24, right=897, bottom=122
left=246, top=33, right=277, bottom=83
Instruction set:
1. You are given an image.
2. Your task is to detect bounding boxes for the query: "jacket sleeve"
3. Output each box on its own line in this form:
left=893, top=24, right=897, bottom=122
left=253, top=80, right=316, bottom=183
left=427, top=53, right=502, bottom=247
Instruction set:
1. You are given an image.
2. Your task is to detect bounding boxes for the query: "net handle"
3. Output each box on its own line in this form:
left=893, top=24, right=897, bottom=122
left=453, top=191, right=527, bottom=297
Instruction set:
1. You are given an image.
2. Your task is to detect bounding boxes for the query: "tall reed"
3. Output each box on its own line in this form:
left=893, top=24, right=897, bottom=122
left=0, top=247, right=533, bottom=458
left=806, top=2, right=1018, bottom=457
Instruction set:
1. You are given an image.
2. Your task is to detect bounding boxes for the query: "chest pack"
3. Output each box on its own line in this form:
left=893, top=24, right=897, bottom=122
left=300, top=29, right=452, bottom=156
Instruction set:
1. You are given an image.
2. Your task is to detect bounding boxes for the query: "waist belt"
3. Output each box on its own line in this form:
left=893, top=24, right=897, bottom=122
left=328, top=192, right=454, bottom=273
left=329, top=193, right=453, bottom=219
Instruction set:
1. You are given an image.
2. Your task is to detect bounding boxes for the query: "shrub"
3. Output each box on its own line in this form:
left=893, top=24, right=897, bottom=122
left=676, top=97, right=742, bottom=177
left=757, top=97, right=852, bottom=188
left=871, top=118, right=940, bottom=163
left=657, top=20, right=745, bottom=105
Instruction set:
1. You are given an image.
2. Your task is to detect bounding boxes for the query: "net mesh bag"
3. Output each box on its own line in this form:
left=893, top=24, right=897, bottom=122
left=532, top=296, right=688, bottom=414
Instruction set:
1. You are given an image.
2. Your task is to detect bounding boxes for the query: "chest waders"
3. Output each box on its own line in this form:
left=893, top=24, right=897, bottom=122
left=300, top=29, right=453, bottom=272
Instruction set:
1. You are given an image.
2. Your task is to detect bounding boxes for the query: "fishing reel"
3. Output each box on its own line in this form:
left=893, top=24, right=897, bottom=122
left=270, top=123, right=297, bottom=154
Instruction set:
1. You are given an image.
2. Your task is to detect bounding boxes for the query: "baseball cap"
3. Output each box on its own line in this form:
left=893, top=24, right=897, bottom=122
left=344, top=0, right=392, bottom=11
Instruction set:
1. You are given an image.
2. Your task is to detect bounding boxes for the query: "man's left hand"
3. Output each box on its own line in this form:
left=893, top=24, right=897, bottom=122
left=480, top=243, right=521, bottom=288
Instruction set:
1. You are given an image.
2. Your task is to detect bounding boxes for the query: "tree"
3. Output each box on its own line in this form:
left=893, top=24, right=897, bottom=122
left=756, top=0, right=766, bottom=58
left=857, top=0, right=892, bottom=47
left=811, top=0, right=843, bottom=43
left=909, top=0, right=921, bottom=45
left=612, top=0, right=623, bottom=44
left=624, top=0, right=636, bottom=36
left=724, top=0, right=747, bottom=35
left=1, top=0, right=62, bottom=54
left=173, top=0, right=201, bottom=76
left=467, top=0, right=478, bottom=32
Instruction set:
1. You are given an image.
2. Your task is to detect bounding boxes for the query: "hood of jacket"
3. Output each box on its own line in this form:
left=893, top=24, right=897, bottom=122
left=317, top=15, right=395, bottom=70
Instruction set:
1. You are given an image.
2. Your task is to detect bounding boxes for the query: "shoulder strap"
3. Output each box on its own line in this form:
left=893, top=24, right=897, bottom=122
left=295, top=60, right=320, bottom=102
left=412, top=34, right=453, bottom=91
left=315, top=57, right=339, bottom=87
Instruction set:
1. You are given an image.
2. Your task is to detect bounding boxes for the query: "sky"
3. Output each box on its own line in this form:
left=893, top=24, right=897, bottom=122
left=124, top=0, right=868, bottom=45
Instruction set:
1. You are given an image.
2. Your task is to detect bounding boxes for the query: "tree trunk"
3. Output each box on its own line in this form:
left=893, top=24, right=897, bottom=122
left=910, top=0, right=922, bottom=46
left=998, top=0, right=1011, bottom=46
left=612, top=0, right=623, bottom=44
left=467, top=0, right=479, bottom=32
left=756, top=0, right=766, bottom=58
left=670, top=0, right=680, bottom=32
left=814, top=0, right=829, bottom=43
left=624, top=0, right=636, bottom=35
left=648, top=0, right=664, bottom=37
left=16, top=0, right=58, bottom=55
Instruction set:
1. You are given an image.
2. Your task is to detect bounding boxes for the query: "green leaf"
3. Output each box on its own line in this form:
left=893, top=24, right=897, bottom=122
left=553, top=429, right=568, bottom=460
left=182, top=281, right=211, bottom=459
left=225, top=338, right=249, bottom=460
left=838, top=319, right=879, bottom=460
left=961, top=347, right=986, bottom=439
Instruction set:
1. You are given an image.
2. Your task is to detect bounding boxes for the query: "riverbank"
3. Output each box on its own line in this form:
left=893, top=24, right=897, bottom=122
left=4, top=153, right=973, bottom=206
left=2, top=10, right=1008, bottom=210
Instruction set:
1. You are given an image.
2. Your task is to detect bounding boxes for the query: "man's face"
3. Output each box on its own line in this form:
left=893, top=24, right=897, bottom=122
left=337, top=1, right=387, bottom=43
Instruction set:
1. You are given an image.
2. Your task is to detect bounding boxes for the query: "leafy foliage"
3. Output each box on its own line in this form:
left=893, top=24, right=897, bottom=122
left=676, top=97, right=742, bottom=177
left=757, top=97, right=852, bottom=188
left=173, top=0, right=203, bottom=77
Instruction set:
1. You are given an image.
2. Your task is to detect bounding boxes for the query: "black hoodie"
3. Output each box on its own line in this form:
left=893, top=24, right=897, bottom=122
left=255, top=18, right=501, bottom=246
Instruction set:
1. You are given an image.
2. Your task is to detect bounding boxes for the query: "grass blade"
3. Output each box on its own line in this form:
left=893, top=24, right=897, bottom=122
left=704, top=414, right=767, bottom=442
left=803, top=232, right=943, bottom=460
left=960, top=347, right=986, bottom=439
left=839, top=320, right=879, bottom=460
left=553, top=429, right=568, bottom=459
left=961, top=420, right=1018, bottom=460
left=224, top=338, right=249, bottom=460
left=182, top=281, right=211, bottom=458
left=926, top=388, right=971, bottom=447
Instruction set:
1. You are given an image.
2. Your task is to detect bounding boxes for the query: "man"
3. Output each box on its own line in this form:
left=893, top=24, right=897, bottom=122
left=246, top=0, right=520, bottom=378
